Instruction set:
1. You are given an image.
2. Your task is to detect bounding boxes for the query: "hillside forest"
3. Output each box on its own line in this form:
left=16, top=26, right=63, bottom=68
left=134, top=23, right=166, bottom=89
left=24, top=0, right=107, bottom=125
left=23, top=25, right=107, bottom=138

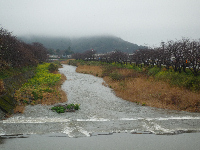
left=19, top=35, right=146, bottom=54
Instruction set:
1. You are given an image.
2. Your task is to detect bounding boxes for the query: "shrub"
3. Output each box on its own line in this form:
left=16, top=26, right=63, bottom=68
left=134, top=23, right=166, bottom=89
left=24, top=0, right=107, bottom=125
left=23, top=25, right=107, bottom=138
left=155, top=70, right=200, bottom=91
left=53, top=61, right=62, bottom=67
left=74, top=104, right=80, bottom=110
left=51, top=106, right=65, bottom=113
left=184, top=76, right=200, bottom=91
left=109, top=72, right=123, bottom=81
left=102, top=65, right=117, bottom=77
left=142, top=103, right=146, bottom=106
left=48, top=63, right=58, bottom=72
left=68, top=60, right=79, bottom=66
left=132, top=65, right=143, bottom=72
left=147, top=67, right=161, bottom=76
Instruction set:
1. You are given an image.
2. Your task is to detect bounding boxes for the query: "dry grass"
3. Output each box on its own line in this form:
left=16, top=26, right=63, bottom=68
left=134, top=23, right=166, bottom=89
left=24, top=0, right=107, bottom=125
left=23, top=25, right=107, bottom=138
left=14, top=105, right=25, bottom=113
left=77, top=65, right=200, bottom=112
left=0, top=79, right=5, bottom=94
left=76, top=65, right=103, bottom=77
left=60, top=59, right=74, bottom=64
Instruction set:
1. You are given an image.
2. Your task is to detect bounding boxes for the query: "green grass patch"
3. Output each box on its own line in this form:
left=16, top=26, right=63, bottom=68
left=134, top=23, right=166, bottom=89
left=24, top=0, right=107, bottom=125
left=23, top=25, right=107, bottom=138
left=147, top=67, right=161, bottom=76
left=155, top=70, right=200, bottom=91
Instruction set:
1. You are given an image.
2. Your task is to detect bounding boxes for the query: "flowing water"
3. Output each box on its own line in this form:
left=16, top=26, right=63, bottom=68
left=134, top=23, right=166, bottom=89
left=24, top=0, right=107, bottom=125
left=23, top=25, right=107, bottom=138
left=0, top=64, right=200, bottom=138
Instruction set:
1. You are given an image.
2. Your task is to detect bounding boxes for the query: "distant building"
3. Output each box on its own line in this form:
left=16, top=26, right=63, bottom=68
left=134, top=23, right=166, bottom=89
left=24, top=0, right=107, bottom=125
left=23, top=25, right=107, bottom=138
left=48, top=54, right=59, bottom=58
left=66, top=55, right=72, bottom=58
left=61, top=54, right=72, bottom=59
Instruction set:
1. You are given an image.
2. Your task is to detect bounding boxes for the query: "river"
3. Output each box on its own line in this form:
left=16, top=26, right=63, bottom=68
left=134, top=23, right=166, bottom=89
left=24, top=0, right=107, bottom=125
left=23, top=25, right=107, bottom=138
left=0, top=64, right=200, bottom=149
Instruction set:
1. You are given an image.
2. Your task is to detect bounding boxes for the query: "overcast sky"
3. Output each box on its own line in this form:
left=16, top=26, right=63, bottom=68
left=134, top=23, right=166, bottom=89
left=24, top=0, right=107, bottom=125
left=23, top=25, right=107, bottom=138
left=0, top=0, right=200, bottom=46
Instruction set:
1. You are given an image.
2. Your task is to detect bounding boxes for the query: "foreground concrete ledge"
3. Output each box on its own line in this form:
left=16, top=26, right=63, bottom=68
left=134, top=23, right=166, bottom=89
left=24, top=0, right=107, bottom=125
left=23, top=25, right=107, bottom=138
left=1, top=133, right=200, bottom=150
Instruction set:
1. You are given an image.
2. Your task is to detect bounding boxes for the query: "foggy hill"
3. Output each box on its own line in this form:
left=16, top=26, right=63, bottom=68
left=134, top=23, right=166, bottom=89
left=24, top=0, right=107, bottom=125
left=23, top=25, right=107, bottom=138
left=19, top=35, right=146, bottom=54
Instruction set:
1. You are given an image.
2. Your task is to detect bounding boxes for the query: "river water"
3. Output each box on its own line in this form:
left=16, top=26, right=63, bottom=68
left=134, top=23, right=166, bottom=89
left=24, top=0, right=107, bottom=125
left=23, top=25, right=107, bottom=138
left=0, top=65, right=200, bottom=138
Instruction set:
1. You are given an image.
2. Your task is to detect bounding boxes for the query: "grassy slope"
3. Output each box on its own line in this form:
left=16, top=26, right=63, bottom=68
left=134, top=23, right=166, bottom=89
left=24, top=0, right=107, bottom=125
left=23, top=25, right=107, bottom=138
left=14, top=63, right=67, bottom=113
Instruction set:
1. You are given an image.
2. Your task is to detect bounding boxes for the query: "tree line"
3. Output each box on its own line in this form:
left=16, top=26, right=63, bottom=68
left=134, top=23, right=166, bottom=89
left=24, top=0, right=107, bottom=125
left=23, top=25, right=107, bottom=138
left=72, top=38, right=200, bottom=76
left=47, top=46, right=74, bottom=57
left=0, top=27, right=48, bottom=70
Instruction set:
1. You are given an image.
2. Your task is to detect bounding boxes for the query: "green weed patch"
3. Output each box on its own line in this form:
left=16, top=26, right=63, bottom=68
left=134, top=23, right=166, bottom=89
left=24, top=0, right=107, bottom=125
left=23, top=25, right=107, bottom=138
left=109, top=72, right=123, bottom=81
left=155, top=70, right=200, bottom=91
left=51, top=104, right=80, bottom=113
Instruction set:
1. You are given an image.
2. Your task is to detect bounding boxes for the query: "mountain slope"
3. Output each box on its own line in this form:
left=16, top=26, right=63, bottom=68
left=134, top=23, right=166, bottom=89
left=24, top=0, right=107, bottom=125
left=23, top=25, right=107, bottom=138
left=19, top=35, right=146, bottom=54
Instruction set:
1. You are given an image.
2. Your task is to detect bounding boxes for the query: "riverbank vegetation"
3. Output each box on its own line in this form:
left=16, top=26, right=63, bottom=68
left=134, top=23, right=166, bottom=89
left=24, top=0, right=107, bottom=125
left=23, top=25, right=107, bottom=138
left=1, top=27, right=68, bottom=115
left=0, top=27, right=48, bottom=99
left=67, top=59, right=200, bottom=112
left=51, top=103, right=80, bottom=113
left=67, top=38, right=200, bottom=112
left=14, top=62, right=67, bottom=113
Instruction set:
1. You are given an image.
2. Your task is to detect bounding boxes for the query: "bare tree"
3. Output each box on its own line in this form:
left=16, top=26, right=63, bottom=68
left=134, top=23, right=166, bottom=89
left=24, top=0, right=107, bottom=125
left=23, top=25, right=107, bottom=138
left=187, top=40, right=200, bottom=76
left=0, top=27, right=48, bottom=69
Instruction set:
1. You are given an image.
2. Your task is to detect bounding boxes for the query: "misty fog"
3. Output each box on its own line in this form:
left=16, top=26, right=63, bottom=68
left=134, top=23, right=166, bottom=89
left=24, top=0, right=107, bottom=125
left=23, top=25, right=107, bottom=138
left=0, top=0, right=200, bottom=46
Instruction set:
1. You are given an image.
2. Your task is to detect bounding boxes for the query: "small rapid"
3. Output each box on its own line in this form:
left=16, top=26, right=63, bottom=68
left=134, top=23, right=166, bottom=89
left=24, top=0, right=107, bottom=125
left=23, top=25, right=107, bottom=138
left=0, top=64, right=200, bottom=138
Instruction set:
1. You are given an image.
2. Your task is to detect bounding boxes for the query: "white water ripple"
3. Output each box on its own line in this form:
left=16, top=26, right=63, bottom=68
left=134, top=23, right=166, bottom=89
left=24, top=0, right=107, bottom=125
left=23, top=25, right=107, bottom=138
left=2, top=116, right=200, bottom=123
